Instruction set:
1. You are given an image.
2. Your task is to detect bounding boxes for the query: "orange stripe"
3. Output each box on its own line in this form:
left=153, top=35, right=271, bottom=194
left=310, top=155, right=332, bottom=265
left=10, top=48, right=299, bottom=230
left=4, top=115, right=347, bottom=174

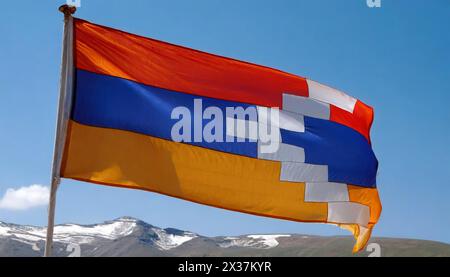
left=348, top=185, right=382, bottom=224
left=61, top=120, right=328, bottom=223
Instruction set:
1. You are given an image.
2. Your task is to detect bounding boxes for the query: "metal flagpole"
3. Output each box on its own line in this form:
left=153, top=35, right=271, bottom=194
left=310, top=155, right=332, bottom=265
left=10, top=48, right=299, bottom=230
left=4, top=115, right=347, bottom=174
left=44, top=4, right=77, bottom=257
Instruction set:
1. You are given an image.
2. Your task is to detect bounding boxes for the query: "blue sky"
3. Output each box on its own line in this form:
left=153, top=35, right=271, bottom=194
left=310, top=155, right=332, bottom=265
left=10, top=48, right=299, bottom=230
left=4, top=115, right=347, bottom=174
left=0, top=0, right=449, bottom=243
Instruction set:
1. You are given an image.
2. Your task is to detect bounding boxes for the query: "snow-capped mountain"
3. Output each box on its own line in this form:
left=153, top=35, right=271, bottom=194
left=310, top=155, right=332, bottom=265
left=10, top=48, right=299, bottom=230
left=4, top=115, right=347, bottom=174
left=0, top=217, right=292, bottom=256
left=1, top=217, right=138, bottom=245
left=1, top=217, right=449, bottom=257
left=0, top=217, right=199, bottom=255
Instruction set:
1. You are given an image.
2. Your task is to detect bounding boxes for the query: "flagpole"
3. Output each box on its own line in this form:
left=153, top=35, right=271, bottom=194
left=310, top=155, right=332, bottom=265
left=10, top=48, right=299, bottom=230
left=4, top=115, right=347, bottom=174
left=44, top=4, right=76, bottom=257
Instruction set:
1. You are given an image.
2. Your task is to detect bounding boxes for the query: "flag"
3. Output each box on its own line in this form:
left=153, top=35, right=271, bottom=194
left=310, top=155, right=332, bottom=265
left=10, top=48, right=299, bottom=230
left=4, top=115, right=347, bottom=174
left=60, top=18, right=381, bottom=252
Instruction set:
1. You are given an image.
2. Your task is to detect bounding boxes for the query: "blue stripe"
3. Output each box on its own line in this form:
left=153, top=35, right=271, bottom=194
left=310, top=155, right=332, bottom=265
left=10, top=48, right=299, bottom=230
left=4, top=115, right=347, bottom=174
left=280, top=117, right=378, bottom=187
left=73, top=69, right=377, bottom=187
left=73, top=70, right=258, bottom=157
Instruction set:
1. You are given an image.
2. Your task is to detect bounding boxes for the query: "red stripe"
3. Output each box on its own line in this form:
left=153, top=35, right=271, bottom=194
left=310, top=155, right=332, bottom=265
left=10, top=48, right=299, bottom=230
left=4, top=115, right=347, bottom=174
left=74, top=18, right=373, bottom=140
left=74, top=18, right=308, bottom=107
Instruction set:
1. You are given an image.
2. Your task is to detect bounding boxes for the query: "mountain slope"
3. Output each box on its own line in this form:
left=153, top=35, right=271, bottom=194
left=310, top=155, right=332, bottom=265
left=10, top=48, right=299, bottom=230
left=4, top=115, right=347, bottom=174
left=0, top=217, right=449, bottom=257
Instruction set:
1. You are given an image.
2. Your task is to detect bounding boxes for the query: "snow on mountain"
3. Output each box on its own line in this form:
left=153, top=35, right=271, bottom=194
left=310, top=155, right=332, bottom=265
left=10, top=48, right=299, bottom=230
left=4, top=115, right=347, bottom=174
left=0, top=217, right=137, bottom=244
left=0, top=223, right=11, bottom=236
left=1, top=218, right=450, bottom=257
left=0, top=217, right=196, bottom=249
left=219, top=234, right=291, bottom=249
left=1, top=218, right=288, bottom=251
left=152, top=228, right=197, bottom=250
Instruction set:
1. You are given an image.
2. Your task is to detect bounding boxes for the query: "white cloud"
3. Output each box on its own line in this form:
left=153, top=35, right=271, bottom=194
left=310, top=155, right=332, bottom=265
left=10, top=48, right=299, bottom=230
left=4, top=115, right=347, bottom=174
left=0, top=185, right=49, bottom=211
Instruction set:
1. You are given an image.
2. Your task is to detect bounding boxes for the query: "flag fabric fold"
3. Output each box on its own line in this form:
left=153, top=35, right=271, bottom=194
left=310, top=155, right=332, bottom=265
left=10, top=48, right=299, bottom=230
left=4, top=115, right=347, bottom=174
left=61, top=18, right=381, bottom=252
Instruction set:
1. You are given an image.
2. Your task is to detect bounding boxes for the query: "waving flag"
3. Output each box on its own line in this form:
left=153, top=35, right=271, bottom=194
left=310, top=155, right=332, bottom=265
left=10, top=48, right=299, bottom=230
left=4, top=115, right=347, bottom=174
left=58, top=18, right=381, bottom=252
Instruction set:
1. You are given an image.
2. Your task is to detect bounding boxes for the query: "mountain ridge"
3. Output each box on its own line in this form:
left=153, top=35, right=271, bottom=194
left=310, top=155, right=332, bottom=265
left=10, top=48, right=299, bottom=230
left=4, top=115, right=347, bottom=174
left=1, top=217, right=449, bottom=257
